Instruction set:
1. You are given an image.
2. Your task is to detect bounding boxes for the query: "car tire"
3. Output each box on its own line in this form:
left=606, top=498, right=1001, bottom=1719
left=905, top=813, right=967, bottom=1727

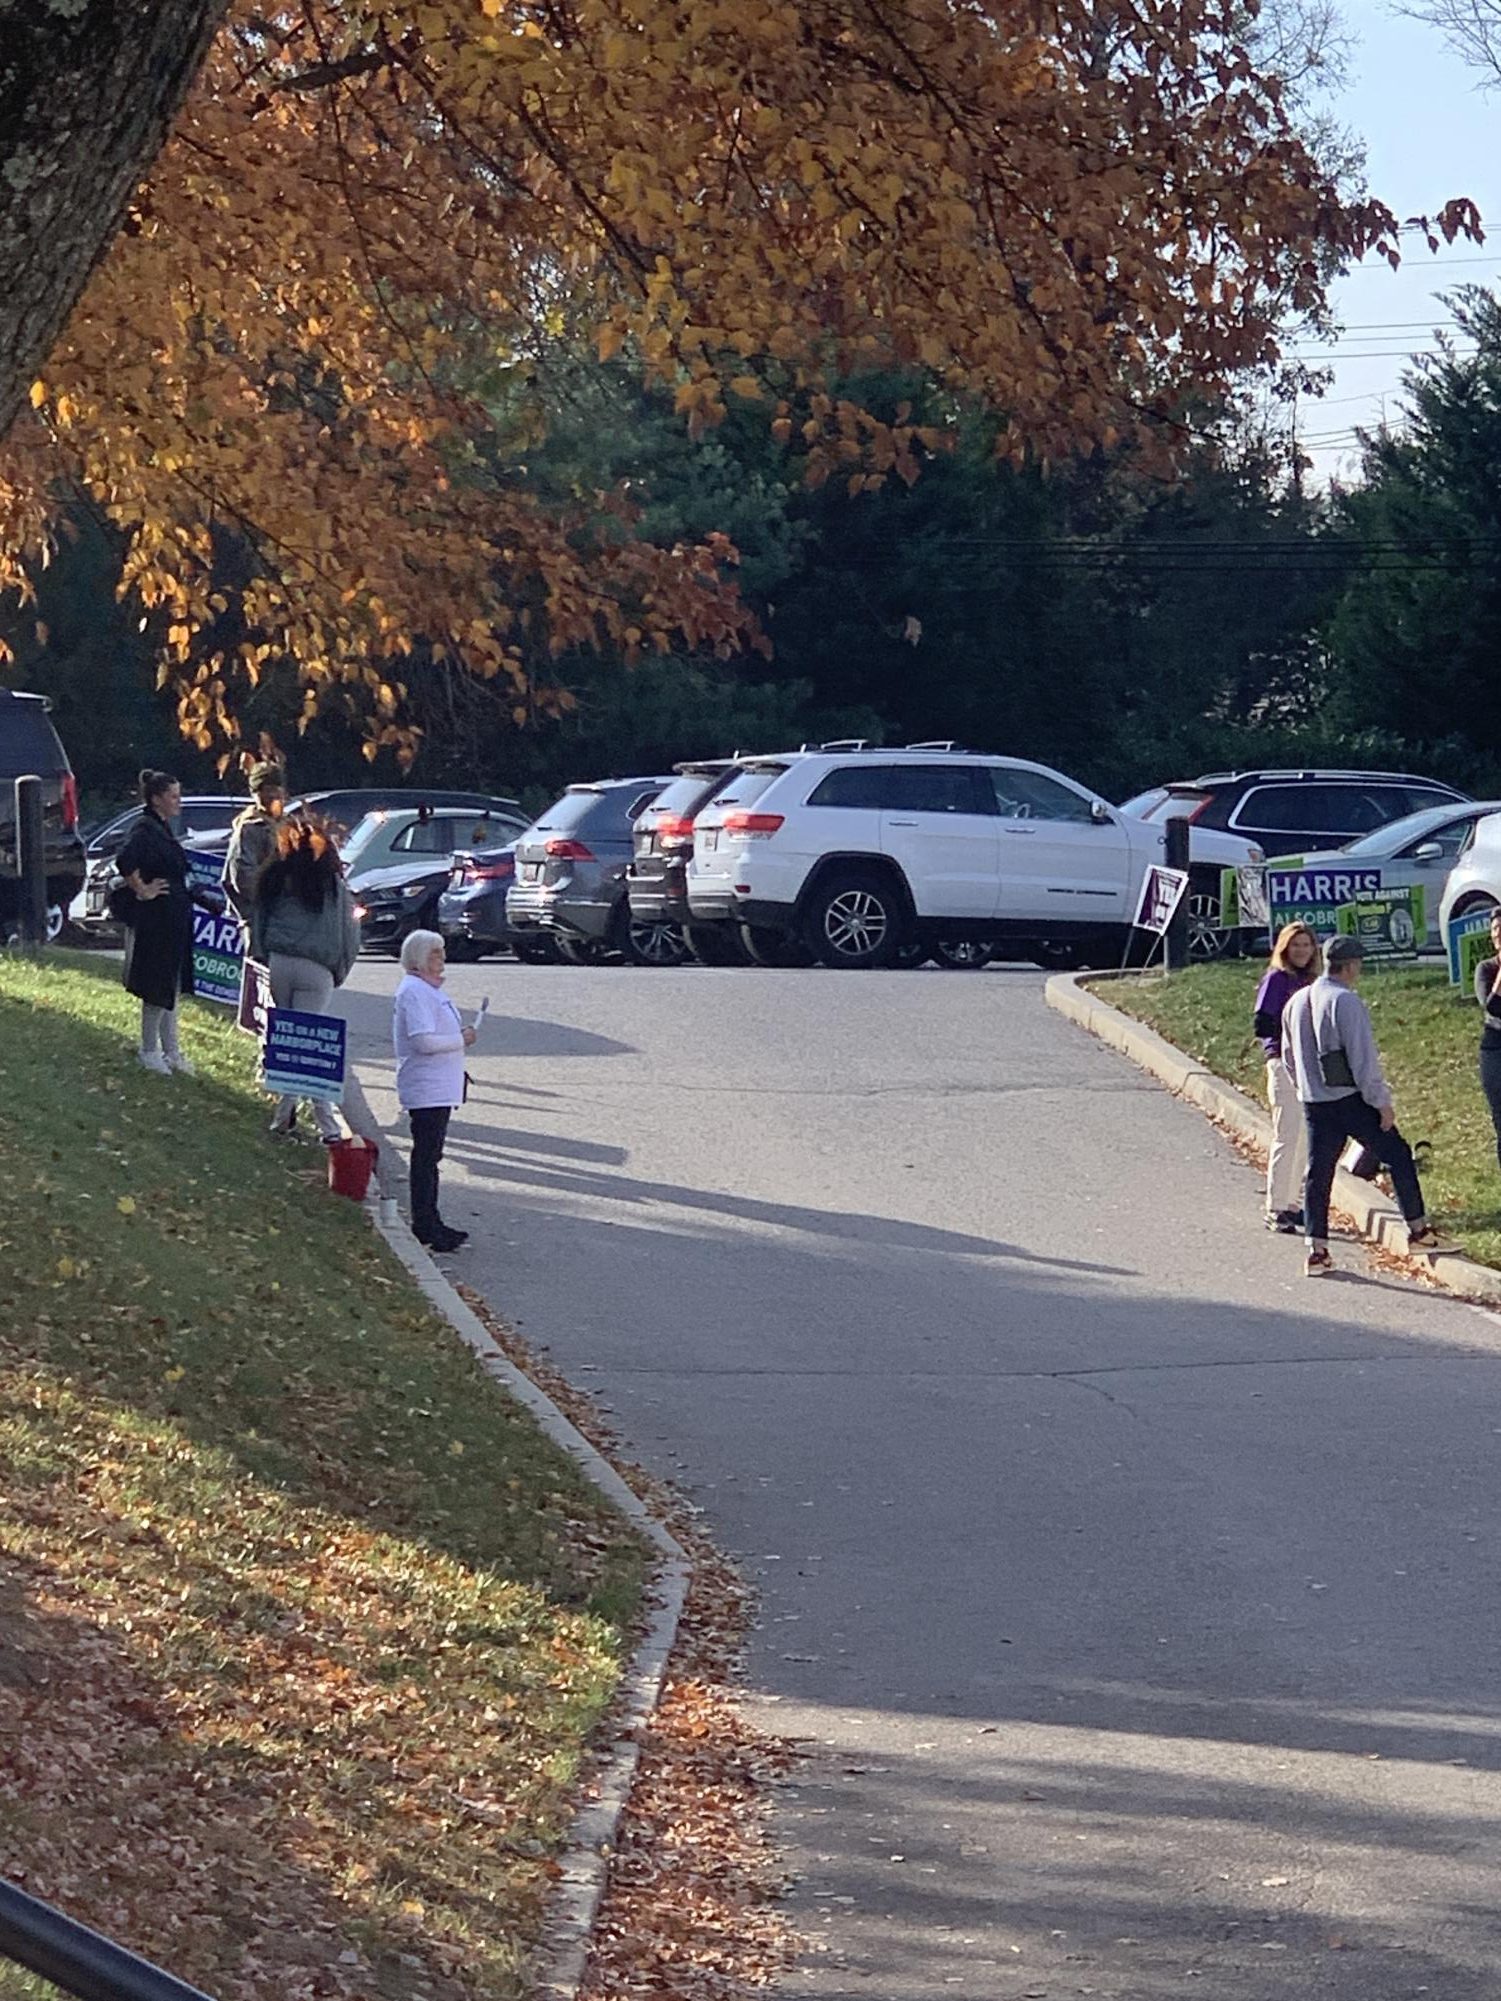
left=1186, top=891, right=1236, bottom=962
left=801, top=867, right=910, bottom=970
left=624, top=918, right=691, bottom=967
left=687, top=922, right=750, bottom=967
left=738, top=924, right=817, bottom=969
left=511, top=936, right=559, bottom=964
left=932, top=938, right=994, bottom=971
left=555, top=932, right=612, bottom=967
left=1031, top=940, right=1091, bottom=972
left=893, top=942, right=931, bottom=970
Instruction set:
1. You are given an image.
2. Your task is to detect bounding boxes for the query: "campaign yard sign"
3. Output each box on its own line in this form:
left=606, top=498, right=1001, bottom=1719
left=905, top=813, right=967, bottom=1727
left=1336, top=887, right=1424, bottom=962
left=238, top=957, right=271, bottom=1038
left=1447, top=908, right=1494, bottom=988
left=186, top=850, right=241, bottom=1005
left=1133, top=864, right=1189, bottom=936
left=262, top=1009, right=346, bottom=1104
left=1266, top=865, right=1383, bottom=939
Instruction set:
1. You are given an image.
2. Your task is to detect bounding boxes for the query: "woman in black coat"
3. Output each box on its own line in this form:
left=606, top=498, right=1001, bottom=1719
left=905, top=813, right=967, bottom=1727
left=116, top=769, right=197, bottom=1075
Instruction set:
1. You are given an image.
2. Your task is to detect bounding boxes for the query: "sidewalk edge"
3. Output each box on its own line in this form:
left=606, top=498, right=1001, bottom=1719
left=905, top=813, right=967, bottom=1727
left=374, top=1210, right=691, bottom=2001
left=1045, top=969, right=1501, bottom=1310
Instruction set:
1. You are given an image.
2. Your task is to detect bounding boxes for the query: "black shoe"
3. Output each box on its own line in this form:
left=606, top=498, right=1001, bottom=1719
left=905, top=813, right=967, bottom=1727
left=1267, top=1208, right=1302, bottom=1235
left=417, top=1226, right=468, bottom=1253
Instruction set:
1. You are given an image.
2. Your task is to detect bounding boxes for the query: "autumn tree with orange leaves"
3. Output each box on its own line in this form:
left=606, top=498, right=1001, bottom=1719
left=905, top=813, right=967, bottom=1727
left=0, top=0, right=1475, bottom=760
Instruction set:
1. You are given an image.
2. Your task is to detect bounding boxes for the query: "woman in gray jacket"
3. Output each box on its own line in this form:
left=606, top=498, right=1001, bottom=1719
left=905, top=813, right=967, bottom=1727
left=251, top=818, right=361, bottom=1139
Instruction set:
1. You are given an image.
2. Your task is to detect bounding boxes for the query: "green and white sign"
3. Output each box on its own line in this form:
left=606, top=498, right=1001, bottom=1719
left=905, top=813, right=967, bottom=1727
left=1447, top=908, right=1494, bottom=987
left=1336, top=887, right=1425, bottom=962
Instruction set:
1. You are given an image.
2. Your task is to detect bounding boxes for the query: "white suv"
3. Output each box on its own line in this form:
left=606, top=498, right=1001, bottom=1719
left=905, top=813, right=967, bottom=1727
left=686, top=744, right=1244, bottom=970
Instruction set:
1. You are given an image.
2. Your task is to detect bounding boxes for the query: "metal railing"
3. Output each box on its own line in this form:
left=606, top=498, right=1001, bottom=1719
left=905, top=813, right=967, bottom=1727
left=0, top=1879, right=216, bottom=2001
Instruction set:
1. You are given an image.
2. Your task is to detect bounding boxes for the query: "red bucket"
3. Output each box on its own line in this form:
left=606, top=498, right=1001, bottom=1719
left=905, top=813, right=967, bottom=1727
left=327, top=1136, right=378, bottom=1202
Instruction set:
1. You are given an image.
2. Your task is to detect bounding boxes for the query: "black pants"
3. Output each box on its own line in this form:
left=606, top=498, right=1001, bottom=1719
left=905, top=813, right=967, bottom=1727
left=1482, top=1046, right=1501, bottom=1173
left=1304, top=1096, right=1425, bottom=1243
left=408, top=1105, right=452, bottom=1240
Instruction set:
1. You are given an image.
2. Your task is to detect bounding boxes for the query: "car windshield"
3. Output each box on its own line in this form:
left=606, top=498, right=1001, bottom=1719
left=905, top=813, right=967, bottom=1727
left=339, top=813, right=388, bottom=864
left=647, top=774, right=720, bottom=819
left=1119, top=788, right=1205, bottom=823
left=534, top=789, right=628, bottom=835
left=0, top=703, right=66, bottom=779
left=1119, top=788, right=1168, bottom=817
left=1338, top=805, right=1464, bottom=856
left=708, top=766, right=784, bottom=813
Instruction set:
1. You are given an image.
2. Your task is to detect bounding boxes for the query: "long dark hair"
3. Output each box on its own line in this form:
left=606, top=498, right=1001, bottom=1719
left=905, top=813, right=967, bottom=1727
left=139, top=768, right=178, bottom=812
left=258, top=817, right=342, bottom=911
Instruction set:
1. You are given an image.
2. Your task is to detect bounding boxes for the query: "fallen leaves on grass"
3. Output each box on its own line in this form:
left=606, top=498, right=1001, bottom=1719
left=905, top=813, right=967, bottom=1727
left=456, top=1288, right=796, bottom=2000
left=0, top=953, right=649, bottom=2001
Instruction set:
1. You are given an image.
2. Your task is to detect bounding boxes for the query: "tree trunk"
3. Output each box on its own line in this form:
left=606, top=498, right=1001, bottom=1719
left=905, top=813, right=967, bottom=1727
left=0, top=0, right=229, bottom=442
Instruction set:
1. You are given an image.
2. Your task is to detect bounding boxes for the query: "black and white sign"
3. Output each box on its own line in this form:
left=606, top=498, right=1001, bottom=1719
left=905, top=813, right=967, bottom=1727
left=1133, top=865, right=1189, bottom=936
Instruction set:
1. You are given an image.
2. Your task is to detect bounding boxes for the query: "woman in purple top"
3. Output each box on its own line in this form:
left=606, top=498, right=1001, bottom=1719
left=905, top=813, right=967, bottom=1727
left=1253, top=922, right=1319, bottom=1232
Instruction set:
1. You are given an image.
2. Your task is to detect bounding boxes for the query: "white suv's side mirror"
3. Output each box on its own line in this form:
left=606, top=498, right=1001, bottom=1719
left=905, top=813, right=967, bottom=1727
left=1413, top=841, right=1445, bottom=860
left=1090, top=799, right=1113, bottom=826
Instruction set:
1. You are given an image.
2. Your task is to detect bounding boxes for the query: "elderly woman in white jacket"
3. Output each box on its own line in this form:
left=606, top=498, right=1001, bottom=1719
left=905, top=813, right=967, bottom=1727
left=393, top=930, right=476, bottom=1251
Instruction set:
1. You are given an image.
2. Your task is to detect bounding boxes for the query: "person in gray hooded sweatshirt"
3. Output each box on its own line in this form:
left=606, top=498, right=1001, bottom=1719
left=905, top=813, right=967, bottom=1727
left=1284, top=933, right=1453, bottom=1276
left=251, top=817, right=361, bottom=1140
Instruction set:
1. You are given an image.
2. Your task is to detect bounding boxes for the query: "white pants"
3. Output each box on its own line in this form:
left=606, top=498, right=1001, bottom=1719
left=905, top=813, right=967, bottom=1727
left=1266, top=1057, right=1307, bottom=1217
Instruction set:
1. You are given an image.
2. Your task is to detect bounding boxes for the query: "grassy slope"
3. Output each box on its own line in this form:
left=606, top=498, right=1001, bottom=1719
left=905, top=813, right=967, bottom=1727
left=0, top=951, right=646, bottom=2001
left=1104, top=961, right=1501, bottom=1269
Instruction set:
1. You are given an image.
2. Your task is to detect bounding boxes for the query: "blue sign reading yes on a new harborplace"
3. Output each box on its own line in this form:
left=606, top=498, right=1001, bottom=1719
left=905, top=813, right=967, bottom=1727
left=262, top=1008, right=347, bottom=1104
left=1266, top=865, right=1383, bottom=934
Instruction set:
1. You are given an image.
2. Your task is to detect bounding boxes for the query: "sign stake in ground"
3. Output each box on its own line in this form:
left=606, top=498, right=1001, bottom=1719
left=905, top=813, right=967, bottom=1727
left=13, top=775, right=46, bottom=955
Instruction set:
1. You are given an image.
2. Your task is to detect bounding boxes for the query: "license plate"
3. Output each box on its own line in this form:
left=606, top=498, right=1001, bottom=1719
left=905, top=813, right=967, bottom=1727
left=520, top=861, right=542, bottom=882
left=634, top=833, right=653, bottom=856
left=87, top=886, right=107, bottom=915
left=701, top=828, right=719, bottom=851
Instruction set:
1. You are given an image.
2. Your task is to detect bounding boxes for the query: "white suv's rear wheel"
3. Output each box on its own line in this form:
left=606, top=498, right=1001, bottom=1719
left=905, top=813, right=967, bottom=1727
left=803, top=869, right=909, bottom=970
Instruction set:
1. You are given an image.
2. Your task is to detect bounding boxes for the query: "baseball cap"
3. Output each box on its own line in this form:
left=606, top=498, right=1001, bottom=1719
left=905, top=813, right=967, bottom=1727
left=1324, top=934, right=1365, bottom=971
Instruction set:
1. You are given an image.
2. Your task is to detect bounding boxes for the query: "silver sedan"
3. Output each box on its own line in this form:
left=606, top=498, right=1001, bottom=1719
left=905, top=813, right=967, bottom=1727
left=1267, top=800, right=1501, bottom=948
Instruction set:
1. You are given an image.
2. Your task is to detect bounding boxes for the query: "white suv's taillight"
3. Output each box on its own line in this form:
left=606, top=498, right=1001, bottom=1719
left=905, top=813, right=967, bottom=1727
left=721, top=812, right=784, bottom=839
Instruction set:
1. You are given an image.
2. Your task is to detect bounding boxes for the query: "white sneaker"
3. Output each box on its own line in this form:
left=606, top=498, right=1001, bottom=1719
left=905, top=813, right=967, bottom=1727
left=137, top=1050, right=171, bottom=1075
left=165, top=1053, right=196, bottom=1076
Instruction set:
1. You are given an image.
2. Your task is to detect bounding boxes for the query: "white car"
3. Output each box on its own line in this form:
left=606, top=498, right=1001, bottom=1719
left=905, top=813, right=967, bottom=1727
left=686, top=744, right=1252, bottom=971
left=341, top=803, right=528, bottom=886
left=1439, top=810, right=1501, bottom=940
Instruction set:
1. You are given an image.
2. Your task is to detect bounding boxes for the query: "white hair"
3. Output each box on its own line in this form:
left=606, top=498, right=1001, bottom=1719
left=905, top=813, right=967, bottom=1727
left=400, top=929, right=445, bottom=973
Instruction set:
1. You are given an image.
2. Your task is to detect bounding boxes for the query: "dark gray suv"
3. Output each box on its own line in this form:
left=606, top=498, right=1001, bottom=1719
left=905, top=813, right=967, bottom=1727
left=507, top=777, right=677, bottom=965
left=0, top=691, right=86, bottom=940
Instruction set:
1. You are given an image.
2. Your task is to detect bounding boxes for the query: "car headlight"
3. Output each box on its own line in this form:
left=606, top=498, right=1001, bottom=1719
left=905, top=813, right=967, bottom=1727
left=401, top=882, right=431, bottom=900
left=352, top=904, right=368, bottom=920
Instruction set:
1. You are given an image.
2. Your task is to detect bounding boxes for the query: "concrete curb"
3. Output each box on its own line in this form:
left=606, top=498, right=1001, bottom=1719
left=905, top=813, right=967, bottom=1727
left=1045, top=969, right=1501, bottom=1310
left=373, top=1208, right=691, bottom=2001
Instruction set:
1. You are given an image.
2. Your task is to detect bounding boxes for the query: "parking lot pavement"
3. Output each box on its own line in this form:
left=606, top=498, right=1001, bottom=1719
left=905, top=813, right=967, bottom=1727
left=346, top=959, right=1501, bottom=1999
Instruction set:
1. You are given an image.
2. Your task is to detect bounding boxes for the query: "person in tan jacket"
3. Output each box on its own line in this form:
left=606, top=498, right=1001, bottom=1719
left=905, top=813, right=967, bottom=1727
left=222, top=761, right=285, bottom=923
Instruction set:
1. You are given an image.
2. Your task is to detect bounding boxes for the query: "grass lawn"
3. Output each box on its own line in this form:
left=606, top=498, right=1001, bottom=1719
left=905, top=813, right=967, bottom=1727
left=1102, top=960, right=1501, bottom=1271
left=0, top=950, right=647, bottom=2001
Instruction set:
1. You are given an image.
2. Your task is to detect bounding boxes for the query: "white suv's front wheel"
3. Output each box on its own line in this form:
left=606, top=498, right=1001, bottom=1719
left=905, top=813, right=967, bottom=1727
left=803, top=868, right=909, bottom=970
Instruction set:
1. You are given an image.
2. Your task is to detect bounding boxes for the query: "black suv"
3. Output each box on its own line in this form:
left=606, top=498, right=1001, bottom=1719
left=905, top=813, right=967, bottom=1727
left=1136, top=769, right=1470, bottom=857
left=0, top=691, right=86, bottom=938
left=627, top=760, right=741, bottom=963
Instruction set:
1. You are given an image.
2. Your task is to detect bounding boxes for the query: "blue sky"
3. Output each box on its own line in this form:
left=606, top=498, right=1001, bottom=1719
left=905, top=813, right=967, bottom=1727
left=1299, top=4, right=1501, bottom=481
